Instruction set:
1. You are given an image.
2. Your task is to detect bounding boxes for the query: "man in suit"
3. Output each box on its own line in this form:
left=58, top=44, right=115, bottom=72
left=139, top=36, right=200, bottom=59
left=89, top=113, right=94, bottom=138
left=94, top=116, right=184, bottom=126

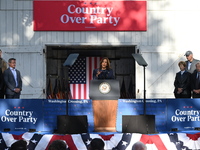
left=0, top=69, right=4, bottom=98
left=191, top=61, right=200, bottom=98
left=4, top=58, right=22, bottom=99
left=185, top=50, right=199, bottom=73
left=0, top=50, right=7, bottom=98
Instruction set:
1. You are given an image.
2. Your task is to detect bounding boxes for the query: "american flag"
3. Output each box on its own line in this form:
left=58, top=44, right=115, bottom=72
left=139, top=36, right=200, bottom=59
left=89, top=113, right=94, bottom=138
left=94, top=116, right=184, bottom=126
left=1, top=132, right=200, bottom=150
left=69, top=57, right=101, bottom=99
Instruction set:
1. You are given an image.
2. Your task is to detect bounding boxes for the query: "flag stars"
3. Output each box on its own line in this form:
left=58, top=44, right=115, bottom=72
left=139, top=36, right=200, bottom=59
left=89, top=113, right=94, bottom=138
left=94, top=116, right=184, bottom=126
left=69, top=57, right=86, bottom=84
left=14, top=106, right=24, bottom=109
left=86, top=139, right=91, bottom=145
left=176, top=141, right=180, bottom=145
left=183, top=106, right=193, bottom=108
left=31, top=139, right=38, bottom=144
left=122, top=141, right=128, bottom=146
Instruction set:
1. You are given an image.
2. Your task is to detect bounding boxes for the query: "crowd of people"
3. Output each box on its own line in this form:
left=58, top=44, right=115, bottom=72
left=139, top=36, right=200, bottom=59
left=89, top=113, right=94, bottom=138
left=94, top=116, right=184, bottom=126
left=174, top=50, right=200, bottom=98
left=9, top=138, right=146, bottom=150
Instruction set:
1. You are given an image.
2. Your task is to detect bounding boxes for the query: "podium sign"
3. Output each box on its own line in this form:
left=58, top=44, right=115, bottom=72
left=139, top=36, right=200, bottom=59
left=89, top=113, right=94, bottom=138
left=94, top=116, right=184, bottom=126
left=89, top=80, right=120, bottom=132
left=89, top=80, right=120, bottom=100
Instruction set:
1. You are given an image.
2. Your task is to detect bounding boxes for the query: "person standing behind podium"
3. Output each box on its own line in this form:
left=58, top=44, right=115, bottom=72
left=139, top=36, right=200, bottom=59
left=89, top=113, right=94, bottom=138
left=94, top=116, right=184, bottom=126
left=174, top=61, right=191, bottom=98
left=191, top=61, right=200, bottom=98
left=4, top=58, right=22, bottom=99
left=93, top=57, right=114, bottom=80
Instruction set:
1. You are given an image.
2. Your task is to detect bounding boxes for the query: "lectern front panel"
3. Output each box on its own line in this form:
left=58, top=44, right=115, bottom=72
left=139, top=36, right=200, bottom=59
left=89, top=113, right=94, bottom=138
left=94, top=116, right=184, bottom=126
left=89, top=80, right=120, bottom=100
left=89, top=80, right=120, bottom=132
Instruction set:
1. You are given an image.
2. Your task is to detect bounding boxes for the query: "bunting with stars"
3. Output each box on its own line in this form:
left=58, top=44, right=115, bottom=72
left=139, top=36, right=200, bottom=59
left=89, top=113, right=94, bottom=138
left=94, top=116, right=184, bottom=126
left=1, top=132, right=200, bottom=149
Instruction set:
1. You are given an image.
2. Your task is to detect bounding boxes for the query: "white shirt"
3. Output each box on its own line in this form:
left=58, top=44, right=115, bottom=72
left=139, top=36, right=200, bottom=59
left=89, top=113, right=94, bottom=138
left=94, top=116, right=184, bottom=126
left=10, top=67, right=18, bottom=87
left=180, top=71, right=185, bottom=75
left=188, top=61, right=192, bottom=70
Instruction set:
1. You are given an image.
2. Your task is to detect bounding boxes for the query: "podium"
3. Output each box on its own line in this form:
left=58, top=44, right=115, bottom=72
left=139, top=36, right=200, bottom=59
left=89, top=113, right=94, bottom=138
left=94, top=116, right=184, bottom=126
left=89, top=80, right=120, bottom=132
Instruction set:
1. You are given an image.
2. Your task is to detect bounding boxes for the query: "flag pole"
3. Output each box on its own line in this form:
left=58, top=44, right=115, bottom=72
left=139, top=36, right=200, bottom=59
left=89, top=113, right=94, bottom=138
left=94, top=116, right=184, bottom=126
left=143, top=65, right=146, bottom=115
left=66, top=67, right=69, bottom=115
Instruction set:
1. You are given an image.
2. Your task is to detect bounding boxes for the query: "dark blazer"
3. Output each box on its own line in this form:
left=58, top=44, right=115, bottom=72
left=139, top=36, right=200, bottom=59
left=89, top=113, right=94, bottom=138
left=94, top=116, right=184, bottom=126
left=93, top=68, right=114, bottom=80
left=185, top=59, right=199, bottom=73
left=191, top=70, right=200, bottom=98
left=4, top=68, right=22, bottom=95
left=174, top=71, right=191, bottom=95
left=191, top=70, right=200, bottom=90
left=0, top=69, right=3, bottom=91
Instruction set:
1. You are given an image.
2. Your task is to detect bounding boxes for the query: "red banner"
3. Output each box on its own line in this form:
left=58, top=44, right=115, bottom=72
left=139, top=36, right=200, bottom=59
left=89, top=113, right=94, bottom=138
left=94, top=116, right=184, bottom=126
left=33, top=1, right=147, bottom=31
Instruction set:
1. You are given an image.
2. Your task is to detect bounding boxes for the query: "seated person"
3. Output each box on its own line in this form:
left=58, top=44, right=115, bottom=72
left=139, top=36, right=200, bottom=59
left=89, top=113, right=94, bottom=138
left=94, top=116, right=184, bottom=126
left=48, top=140, right=68, bottom=150
left=132, top=141, right=147, bottom=150
left=88, top=138, right=105, bottom=150
left=10, top=139, right=27, bottom=150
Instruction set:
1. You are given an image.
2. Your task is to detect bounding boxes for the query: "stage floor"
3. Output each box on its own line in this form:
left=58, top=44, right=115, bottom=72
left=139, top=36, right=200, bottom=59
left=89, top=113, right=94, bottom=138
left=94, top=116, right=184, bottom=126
left=1, top=130, right=200, bottom=150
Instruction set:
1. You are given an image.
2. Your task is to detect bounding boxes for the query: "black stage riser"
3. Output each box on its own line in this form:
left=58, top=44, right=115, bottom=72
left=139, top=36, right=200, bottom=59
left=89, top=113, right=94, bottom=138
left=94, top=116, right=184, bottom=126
left=57, top=115, right=88, bottom=134
left=122, top=115, right=155, bottom=134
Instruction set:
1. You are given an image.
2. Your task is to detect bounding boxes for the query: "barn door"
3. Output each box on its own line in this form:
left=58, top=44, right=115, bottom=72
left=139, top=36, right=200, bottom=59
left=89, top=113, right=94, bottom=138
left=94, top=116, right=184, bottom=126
left=2, top=46, right=45, bottom=98
left=136, top=51, right=183, bottom=98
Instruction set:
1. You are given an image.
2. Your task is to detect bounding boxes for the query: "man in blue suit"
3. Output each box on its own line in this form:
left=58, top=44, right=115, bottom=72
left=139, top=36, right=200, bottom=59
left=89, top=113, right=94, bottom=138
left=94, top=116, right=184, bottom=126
left=4, top=58, right=22, bottom=99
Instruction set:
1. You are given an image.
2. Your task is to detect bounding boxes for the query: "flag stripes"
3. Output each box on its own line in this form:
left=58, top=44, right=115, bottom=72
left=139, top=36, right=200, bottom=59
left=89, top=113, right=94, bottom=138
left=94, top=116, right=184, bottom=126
left=1, top=132, right=200, bottom=150
left=69, top=57, right=100, bottom=99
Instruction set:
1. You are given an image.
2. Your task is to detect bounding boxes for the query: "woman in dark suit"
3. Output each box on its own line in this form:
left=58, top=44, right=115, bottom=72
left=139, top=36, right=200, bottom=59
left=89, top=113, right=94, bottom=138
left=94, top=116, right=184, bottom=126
left=93, top=57, right=114, bottom=80
left=174, top=61, right=191, bottom=98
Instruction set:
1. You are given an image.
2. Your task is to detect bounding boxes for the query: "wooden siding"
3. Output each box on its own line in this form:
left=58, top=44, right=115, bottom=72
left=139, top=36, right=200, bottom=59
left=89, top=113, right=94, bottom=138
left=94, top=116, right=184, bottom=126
left=1, top=46, right=45, bottom=98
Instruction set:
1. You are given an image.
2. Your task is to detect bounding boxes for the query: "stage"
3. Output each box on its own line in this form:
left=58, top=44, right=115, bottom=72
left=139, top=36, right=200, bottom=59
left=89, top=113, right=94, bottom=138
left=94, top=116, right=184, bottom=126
left=1, top=98, right=200, bottom=149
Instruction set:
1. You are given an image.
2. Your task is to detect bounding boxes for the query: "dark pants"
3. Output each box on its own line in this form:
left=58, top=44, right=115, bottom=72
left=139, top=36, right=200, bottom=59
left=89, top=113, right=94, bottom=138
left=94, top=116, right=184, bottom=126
left=192, top=93, right=200, bottom=98
left=174, top=93, right=191, bottom=98
left=0, top=91, right=4, bottom=99
left=6, top=93, right=20, bottom=99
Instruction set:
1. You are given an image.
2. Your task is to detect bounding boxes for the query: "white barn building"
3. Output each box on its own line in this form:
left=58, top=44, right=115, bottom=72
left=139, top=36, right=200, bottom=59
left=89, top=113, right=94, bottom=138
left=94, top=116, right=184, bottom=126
left=0, top=0, right=200, bottom=99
